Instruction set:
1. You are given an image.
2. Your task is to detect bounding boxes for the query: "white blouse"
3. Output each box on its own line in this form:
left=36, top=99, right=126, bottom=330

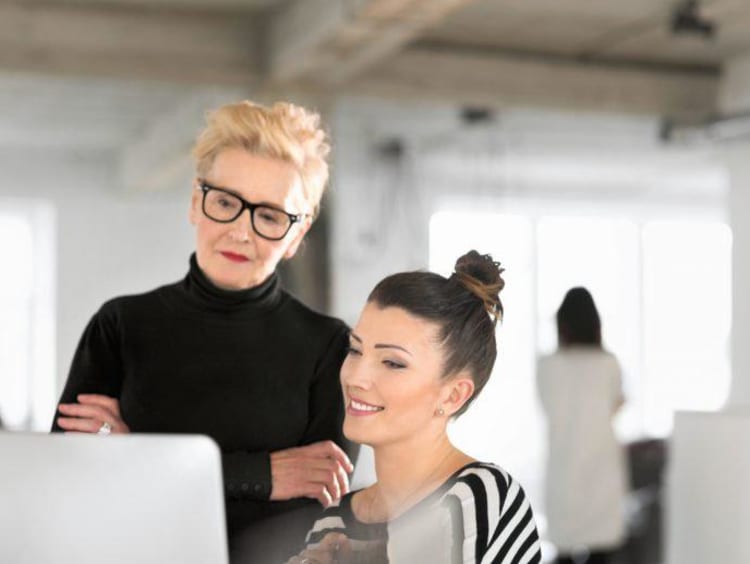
left=537, top=348, right=628, bottom=552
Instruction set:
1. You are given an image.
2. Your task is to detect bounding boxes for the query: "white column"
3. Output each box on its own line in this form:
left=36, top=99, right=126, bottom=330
left=720, top=53, right=750, bottom=409
left=724, top=144, right=750, bottom=408
left=667, top=53, right=750, bottom=564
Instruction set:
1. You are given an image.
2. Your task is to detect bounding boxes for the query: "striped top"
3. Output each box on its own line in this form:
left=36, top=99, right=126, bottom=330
left=305, top=462, right=542, bottom=564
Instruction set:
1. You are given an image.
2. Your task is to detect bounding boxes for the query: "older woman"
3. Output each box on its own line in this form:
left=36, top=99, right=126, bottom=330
left=51, top=101, right=357, bottom=561
left=292, top=251, right=542, bottom=564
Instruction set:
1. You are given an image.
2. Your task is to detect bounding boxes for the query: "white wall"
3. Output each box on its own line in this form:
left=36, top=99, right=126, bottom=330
left=720, top=55, right=750, bottom=408
left=723, top=144, right=750, bottom=408
left=0, top=148, right=193, bottom=428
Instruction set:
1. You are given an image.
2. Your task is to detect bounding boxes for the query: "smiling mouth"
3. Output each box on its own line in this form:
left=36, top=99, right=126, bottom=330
left=349, top=398, right=385, bottom=413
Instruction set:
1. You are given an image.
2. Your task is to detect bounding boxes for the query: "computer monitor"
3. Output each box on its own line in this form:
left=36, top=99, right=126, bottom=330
left=0, top=432, right=228, bottom=564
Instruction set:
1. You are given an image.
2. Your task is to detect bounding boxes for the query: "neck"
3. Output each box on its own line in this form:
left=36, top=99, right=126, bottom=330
left=371, top=427, right=466, bottom=517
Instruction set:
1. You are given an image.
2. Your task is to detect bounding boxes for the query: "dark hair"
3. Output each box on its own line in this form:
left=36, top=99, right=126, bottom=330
left=367, top=250, right=505, bottom=417
left=556, top=287, right=602, bottom=347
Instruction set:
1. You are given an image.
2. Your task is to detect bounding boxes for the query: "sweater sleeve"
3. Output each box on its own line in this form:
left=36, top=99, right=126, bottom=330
left=300, top=322, right=359, bottom=463
left=222, top=451, right=273, bottom=501
left=51, top=304, right=125, bottom=432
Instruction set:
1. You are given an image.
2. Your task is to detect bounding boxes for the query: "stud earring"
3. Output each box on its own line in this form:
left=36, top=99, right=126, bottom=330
left=435, top=408, right=445, bottom=416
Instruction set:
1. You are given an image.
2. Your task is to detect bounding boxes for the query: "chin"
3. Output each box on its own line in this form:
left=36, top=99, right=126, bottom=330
left=343, top=419, right=377, bottom=447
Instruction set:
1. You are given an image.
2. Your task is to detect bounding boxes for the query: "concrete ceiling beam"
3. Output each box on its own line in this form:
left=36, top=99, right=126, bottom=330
left=266, top=0, right=479, bottom=85
left=344, top=46, right=719, bottom=119
left=0, top=3, right=262, bottom=85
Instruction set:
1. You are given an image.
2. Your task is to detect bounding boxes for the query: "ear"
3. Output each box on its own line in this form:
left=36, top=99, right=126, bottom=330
left=188, top=179, right=201, bottom=226
left=439, top=373, right=475, bottom=417
left=282, top=217, right=313, bottom=260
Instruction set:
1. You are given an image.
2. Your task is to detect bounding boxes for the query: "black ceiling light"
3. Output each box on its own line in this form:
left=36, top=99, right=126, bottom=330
left=671, top=0, right=716, bottom=39
left=460, top=107, right=494, bottom=125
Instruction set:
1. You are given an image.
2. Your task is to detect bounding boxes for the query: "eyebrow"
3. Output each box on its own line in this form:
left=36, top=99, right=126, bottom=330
left=349, top=332, right=413, bottom=356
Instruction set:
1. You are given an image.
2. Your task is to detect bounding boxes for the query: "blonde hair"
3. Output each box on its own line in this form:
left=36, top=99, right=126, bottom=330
left=192, top=100, right=331, bottom=217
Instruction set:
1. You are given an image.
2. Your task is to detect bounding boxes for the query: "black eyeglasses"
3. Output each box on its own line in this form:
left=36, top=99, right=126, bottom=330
left=198, top=180, right=306, bottom=241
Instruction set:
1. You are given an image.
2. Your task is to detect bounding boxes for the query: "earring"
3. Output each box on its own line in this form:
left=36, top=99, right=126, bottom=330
left=435, top=408, right=445, bottom=416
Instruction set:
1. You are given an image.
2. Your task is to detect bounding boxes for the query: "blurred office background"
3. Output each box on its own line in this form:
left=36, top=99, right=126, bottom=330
left=1, top=1, right=750, bottom=562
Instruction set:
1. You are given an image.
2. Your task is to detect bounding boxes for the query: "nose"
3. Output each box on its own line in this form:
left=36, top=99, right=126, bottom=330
left=341, top=354, right=372, bottom=392
left=228, top=208, right=254, bottom=243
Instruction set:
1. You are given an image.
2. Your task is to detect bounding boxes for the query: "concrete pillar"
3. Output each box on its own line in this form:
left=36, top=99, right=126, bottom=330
left=724, top=144, right=750, bottom=408
left=720, top=53, right=750, bottom=409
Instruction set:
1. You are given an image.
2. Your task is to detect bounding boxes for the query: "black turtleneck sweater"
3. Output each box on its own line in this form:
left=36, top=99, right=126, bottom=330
left=52, top=255, right=354, bottom=557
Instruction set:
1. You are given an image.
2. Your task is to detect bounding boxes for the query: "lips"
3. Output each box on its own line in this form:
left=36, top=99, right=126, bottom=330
left=220, top=251, right=249, bottom=263
left=347, top=396, right=385, bottom=416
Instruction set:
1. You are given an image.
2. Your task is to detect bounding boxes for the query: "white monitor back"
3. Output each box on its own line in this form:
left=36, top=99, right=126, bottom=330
left=0, top=432, right=228, bottom=564
left=667, top=410, right=750, bottom=564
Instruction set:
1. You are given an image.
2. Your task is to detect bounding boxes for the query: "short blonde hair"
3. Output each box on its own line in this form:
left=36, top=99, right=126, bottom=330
left=192, top=100, right=331, bottom=217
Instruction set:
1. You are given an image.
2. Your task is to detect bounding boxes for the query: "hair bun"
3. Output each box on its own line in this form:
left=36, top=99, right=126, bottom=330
left=453, top=250, right=505, bottom=325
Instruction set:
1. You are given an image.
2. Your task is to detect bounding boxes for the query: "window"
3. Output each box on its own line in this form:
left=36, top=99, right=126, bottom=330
left=0, top=203, right=55, bottom=431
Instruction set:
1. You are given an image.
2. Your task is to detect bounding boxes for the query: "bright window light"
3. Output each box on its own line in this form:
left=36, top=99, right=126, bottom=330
left=642, top=220, right=732, bottom=435
left=0, top=213, right=34, bottom=428
left=0, top=204, right=55, bottom=431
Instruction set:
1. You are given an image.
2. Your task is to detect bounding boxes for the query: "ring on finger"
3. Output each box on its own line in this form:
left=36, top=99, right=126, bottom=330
left=97, top=421, right=112, bottom=435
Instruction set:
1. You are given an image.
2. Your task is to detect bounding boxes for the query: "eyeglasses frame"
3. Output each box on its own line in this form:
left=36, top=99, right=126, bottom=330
left=197, top=179, right=307, bottom=241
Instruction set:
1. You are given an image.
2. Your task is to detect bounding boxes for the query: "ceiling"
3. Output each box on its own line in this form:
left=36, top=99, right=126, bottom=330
left=15, top=0, right=287, bottom=12
left=0, top=0, right=747, bottom=176
left=422, top=0, right=750, bottom=69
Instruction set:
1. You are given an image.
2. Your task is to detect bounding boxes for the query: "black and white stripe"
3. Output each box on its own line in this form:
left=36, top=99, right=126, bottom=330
left=303, top=462, right=542, bottom=564
left=444, top=463, right=541, bottom=563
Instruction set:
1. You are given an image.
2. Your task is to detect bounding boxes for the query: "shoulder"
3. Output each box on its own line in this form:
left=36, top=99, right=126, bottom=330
left=97, top=281, right=179, bottom=319
left=443, top=462, right=514, bottom=508
left=280, top=292, right=349, bottom=340
left=540, top=348, right=615, bottom=368
left=442, top=462, right=542, bottom=563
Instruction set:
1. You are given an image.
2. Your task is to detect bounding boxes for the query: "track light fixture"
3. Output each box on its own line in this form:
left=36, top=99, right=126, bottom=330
left=671, top=0, right=716, bottom=39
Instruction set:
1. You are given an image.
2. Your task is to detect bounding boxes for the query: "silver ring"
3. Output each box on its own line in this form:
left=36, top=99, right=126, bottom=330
left=97, top=421, right=112, bottom=435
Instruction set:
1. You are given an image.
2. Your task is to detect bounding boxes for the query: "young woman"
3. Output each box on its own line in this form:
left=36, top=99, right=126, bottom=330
left=291, top=251, right=542, bottom=564
left=537, top=287, right=627, bottom=564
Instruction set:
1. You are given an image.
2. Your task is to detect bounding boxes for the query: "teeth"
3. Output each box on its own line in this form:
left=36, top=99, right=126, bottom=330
left=351, top=399, right=383, bottom=412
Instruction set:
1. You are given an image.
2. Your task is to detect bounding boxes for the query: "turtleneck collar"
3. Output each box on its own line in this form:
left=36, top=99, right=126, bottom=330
left=180, top=253, right=282, bottom=315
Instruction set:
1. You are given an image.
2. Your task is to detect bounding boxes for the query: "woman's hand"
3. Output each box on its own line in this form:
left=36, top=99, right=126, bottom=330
left=287, top=533, right=351, bottom=564
left=56, top=394, right=130, bottom=434
left=270, top=441, right=354, bottom=507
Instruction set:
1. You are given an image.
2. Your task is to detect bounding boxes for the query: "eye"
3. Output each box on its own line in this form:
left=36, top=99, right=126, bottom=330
left=346, top=345, right=362, bottom=356
left=258, top=209, right=283, bottom=225
left=383, top=359, right=406, bottom=370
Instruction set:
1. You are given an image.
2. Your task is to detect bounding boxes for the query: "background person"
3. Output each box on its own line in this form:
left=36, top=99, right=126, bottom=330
left=291, top=251, right=543, bottom=564
left=51, top=100, right=357, bottom=562
left=537, top=287, right=627, bottom=564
